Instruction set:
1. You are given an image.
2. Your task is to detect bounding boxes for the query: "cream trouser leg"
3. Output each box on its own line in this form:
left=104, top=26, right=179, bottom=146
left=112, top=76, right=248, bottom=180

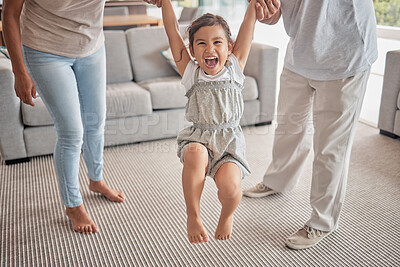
left=264, top=67, right=371, bottom=231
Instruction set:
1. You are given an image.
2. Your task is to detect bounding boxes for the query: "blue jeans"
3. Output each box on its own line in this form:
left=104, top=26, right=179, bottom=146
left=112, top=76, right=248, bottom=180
left=23, top=45, right=106, bottom=208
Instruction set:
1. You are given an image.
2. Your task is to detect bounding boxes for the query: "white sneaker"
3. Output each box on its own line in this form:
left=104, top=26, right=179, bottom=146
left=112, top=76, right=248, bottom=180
left=242, top=182, right=277, bottom=198
left=285, top=225, right=331, bottom=250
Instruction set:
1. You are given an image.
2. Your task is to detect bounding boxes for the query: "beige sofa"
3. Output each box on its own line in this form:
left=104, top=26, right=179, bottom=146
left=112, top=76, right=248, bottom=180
left=0, top=26, right=279, bottom=164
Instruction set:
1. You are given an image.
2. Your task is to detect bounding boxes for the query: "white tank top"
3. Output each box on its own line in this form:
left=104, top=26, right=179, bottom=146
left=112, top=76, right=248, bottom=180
left=20, top=0, right=105, bottom=58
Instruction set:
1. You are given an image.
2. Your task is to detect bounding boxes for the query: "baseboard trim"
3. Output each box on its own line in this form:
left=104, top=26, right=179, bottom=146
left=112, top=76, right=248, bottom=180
left=5, top=158, right=31, bottom=165
left=379, top=129, right=398, bottom=139
left=255, top=121, right=272, bottom=126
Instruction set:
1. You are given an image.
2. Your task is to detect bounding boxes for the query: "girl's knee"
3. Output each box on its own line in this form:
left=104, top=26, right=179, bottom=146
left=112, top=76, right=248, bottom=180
left=183, top=143, right=208, bottom=165
left=220, top=182, right=241, bottom=198
left=215, top=163, right=242, bottom=197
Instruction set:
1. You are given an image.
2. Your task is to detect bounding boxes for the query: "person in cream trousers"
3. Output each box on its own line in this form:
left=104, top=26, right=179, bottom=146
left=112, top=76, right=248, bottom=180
left=243, top=0, right=378, bottom=249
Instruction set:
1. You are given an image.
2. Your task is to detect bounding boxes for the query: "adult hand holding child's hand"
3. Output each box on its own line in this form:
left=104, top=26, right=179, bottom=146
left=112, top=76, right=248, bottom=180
left=250, top=0, right=281, bottom=24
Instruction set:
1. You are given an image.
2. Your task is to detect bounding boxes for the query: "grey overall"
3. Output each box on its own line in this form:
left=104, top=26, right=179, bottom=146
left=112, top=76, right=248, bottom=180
left=177, top=64, right=251, bottom=178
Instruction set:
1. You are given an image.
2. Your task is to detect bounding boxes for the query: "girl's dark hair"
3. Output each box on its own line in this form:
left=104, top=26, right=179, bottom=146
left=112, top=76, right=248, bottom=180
left=186, top=13, right=233, bottom=48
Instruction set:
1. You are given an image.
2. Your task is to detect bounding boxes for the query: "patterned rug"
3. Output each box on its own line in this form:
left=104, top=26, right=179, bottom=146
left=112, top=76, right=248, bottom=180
left=1, top=123, right=399, bottom=266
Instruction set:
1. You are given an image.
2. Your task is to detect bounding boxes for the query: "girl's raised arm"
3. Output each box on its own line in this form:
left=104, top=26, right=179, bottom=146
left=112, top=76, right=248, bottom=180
left=161, top=0, right=192, bottom=76
left=232, top=0, right=258, bottom=71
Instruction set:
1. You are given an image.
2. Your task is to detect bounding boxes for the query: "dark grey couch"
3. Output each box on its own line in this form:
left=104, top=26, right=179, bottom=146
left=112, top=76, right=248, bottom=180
left=0, top=26, right=278, bottom=164
left=378, top=50, right=400, bottom=139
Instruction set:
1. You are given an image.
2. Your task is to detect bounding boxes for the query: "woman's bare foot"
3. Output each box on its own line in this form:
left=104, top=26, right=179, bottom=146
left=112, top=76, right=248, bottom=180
left=65, top=204, right=99, bottom=234
left=89, top=180, right=124, bottom=203
left=187, top=216, right=209, bottom=244
left=215, top=214, right=234, bottom=240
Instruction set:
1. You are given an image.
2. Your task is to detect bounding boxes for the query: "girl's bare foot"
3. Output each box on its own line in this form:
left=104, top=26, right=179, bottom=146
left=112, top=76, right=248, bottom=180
left=215, top=214, right=234, bottom=240
left=65, top=204, right=99, bottom=234
left=187, top=216, right=209, bottom=244
left=89, top=180, right=124, bottom=202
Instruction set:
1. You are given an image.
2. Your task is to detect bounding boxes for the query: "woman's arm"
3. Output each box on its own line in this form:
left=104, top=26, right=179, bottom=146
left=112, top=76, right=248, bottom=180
left=3, top=0, right=36, bottom=106
left=232, top=0, right=258, bottom=71
left=161, top=0, right=191, bottom=77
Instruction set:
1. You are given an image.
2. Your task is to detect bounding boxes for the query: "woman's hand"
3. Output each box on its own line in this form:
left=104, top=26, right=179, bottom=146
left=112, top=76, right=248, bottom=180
left=3, top=0, right=36, bottom=106
left=14, top=72, right=36, bottom=106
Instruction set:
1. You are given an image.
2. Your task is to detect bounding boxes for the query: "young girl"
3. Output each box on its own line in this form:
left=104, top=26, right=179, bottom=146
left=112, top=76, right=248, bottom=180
left=151, top=0, right=259, bottom=243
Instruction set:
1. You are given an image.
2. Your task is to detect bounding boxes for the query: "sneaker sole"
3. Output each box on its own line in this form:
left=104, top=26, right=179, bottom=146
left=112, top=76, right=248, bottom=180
left=242, top=190, right=277, bottom=198
left=285, top=231, right=331, bottom=250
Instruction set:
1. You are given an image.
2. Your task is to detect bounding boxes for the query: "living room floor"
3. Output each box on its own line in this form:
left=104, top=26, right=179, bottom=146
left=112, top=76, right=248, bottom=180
left=1, top=122, right=399, bottom=266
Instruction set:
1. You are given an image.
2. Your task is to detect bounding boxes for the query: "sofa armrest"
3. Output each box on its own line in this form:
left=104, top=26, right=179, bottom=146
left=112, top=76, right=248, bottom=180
left=245, top=42, right=278, bottom=124
left=378, top=50, right=400, bottom=135
left=0, top=55, right=27, bottom=162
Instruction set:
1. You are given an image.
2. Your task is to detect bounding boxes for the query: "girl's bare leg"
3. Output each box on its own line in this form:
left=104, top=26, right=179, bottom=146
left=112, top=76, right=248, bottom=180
left=214, top=162, right=242, bottom=240
left=182, top=143, right=209, bottom=244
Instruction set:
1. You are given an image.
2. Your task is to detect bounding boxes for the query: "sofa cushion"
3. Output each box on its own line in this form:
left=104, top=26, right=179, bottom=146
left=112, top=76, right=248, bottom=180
left=104, top=31, right=133, bottom=84
left=21, top=75, right=258, bottom=127
left=106, top=82, right=152, bottom=118
left=24, top=125, right=56, bottom=157
left=21, top=97, right=53, bottom=126
left=139, top=75, right=258, bottom=110
left=22, top=83, right=152, bottom=127
left=126, top=26, right=187, bottom=82
left=126, top=27, right=176, bottom=82
left=138, top=77, right=186, bottom=110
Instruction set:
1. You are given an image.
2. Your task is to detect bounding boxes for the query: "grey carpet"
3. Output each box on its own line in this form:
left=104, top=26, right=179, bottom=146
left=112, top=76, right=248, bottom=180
left=1, top=122, right=399, bottom=266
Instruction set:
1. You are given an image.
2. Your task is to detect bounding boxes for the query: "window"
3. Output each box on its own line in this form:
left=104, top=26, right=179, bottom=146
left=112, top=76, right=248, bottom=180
left=198, top=0, right=247, bottom=21
left=374, top=0, right=400, bottom=27
left=178, top=0, right=199, bottom=7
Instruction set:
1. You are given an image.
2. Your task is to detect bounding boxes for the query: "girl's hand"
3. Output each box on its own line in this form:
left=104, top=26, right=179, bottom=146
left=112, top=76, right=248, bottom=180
left=144, top=0, right=162, bottom=8
left=14, top=72, right=36, bottom=106
left=255, top=1, right=264, bottom=21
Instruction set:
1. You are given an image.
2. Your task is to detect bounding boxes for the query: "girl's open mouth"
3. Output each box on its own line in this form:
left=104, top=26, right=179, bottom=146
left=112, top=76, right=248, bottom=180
left=204, top=56, right=218, bottom=68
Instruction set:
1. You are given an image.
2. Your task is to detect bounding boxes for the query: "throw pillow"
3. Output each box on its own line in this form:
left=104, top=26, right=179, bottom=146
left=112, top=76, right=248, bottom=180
left=160, top=39, right=193, bottom=74
left=160, top=47, right=179, bottom=74
left=0, top=46, right=9, bottom=59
